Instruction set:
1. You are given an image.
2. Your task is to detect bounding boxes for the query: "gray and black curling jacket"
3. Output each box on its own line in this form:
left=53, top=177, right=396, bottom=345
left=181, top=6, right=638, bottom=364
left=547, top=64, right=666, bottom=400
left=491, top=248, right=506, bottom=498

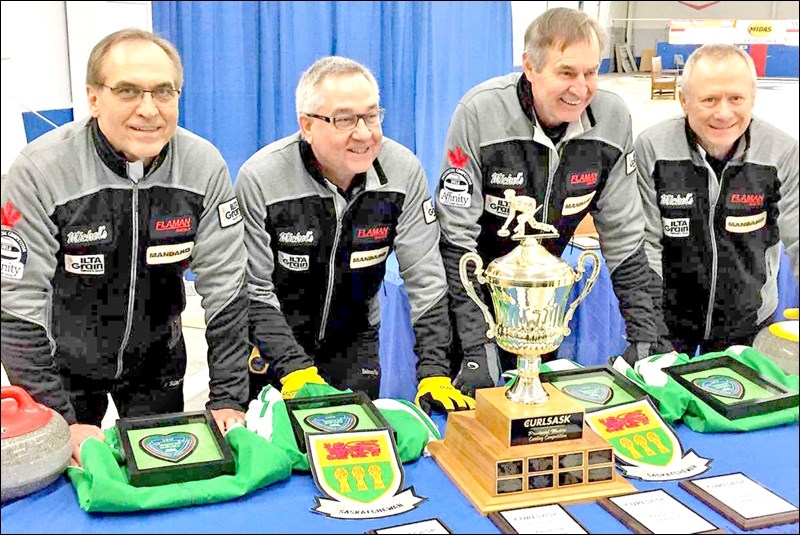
left=636, top=116, right=799, bottom=342
left=437, top=73, right=656, bottom=353
left=235, top=133, right=450, bottom=381
left=1, top=118, right=250, bottom=423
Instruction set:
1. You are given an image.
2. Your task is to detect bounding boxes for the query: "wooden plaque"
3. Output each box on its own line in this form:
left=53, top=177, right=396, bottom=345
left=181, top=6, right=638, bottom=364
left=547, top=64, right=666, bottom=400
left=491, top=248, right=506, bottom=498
left=598, top=489, right=724, bottom=534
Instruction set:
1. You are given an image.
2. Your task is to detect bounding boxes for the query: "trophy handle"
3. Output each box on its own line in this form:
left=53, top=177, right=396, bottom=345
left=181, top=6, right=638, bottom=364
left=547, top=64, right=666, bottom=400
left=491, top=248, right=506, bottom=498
left=561, top=251, right=601, bottom=336
left=459, top=252, right=496, bottom=339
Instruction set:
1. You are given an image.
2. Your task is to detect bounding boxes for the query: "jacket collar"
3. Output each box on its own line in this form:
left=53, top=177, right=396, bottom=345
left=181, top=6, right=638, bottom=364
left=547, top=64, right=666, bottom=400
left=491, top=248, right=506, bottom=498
left=516, top=73, right=595, bottom=141
left=298, top=138, right=387, bottom=194
left=684, top=118, right=751, bottom=163
left=91, top=118, right=169, bottom=180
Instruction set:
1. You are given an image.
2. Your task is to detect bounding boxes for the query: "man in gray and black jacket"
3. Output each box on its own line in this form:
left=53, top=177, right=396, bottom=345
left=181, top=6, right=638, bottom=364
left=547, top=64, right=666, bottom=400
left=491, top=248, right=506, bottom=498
left=1, top=30, right=249, bottom=466
left=236, top=56, right=474, bottom=414
left=437, top=8, right=665, bottom=394
left=636, top=44, right=798, bottom=355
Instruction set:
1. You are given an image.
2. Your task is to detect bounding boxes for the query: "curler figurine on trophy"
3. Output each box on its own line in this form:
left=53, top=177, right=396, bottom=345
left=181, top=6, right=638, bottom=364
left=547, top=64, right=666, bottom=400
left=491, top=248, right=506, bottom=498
left=428, top=190, right=635, bottom=514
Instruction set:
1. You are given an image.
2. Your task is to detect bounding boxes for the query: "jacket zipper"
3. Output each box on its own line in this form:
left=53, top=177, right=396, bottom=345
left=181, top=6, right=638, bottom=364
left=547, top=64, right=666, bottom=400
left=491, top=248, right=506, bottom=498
left=318, top=197, right=344, bottom=341
left=115, top=182, right=139, bottom=378
left=704, top=165, right=724, bottom=340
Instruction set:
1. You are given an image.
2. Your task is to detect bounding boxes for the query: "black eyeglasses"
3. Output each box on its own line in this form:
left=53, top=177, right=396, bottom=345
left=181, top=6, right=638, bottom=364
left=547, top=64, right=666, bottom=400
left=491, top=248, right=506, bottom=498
left=306, top=108, right=385, bottom=130
left=101, top=84, right=181, bottom=104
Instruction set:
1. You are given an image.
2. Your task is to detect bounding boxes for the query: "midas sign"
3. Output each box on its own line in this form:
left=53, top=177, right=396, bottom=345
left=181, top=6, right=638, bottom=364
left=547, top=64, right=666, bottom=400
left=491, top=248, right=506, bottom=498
left=748, top=21, right=773, bottom=37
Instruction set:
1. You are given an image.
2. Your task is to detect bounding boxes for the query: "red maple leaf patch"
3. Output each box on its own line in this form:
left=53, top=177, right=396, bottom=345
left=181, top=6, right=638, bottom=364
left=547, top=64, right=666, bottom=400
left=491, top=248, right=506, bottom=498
left=1, top=201, right=22, bottom=228
left=447, top=147, right=469, bottom=169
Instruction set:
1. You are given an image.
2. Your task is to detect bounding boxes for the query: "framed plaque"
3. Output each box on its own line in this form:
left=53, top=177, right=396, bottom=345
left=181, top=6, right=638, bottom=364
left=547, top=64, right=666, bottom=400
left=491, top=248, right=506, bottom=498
left=680, top=472, right=799, bottom=529
left=365, top=517, right=452, bottom=534
left=665, top=356, right=798, bottom=420
left=285, top=391, right=394, bottom=452
left=116, top=410, right=235, bottom=487
left=598, top=489, right=723, bottom=534
left=540, top=365, right=657, bottom=412
left=489, top=504, right=589, bottom=534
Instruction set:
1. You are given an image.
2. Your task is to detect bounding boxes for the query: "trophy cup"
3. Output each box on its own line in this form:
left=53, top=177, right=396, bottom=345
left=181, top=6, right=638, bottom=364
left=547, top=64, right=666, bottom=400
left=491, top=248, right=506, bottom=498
left=428, top=191, right=635, bottom=513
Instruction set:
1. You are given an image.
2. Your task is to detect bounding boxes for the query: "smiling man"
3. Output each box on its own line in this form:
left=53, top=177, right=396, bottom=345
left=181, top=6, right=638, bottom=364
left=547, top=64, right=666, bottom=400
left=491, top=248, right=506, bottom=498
left=437, top=7, right=665, bottom=392
left=236, top=57, right=472, bottom=414
left=1, top=29, right=250, bottom=466
left=636, top=44, right=798, bottom=355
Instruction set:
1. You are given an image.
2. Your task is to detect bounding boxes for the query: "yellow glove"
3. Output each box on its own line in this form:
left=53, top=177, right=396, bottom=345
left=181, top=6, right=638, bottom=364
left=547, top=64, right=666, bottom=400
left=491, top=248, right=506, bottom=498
left=280, top=366, right=327, bottom=399
left=414, top=376, right=475, bottom=414
left=784, top=308, right=798, bottom=320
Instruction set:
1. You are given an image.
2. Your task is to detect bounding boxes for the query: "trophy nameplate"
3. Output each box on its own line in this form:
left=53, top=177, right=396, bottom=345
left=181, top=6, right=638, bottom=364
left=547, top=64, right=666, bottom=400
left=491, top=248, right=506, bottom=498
left=428, top=191, right=634, bottom=514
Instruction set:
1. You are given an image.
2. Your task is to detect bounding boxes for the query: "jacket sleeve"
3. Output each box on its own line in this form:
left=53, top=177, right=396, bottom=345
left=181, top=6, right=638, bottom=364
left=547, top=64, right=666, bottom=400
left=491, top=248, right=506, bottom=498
left=234, top=165, right=313, bottom=381
left=392, top=155, right=451, bottom=380
left=1, top=153, right=75, bottom=422
left=189, top=152, right=250, bottom=411
left=592, top=112, right=657, bottom=345
left=436, top=99, right=492, bottom=352
left=777, top=137, right=799, bottom=284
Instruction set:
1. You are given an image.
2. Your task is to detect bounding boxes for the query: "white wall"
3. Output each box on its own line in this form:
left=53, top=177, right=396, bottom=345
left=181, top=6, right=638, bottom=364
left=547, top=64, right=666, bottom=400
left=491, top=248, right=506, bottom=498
left=0, top=1, right=151, bottom=175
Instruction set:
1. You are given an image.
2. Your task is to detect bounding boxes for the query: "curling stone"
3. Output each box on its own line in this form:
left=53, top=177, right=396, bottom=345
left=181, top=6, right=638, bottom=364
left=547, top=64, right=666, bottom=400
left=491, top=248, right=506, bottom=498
left=752, top=308, right=799, bottom=376
left=1, top=385, right=72, bottom=502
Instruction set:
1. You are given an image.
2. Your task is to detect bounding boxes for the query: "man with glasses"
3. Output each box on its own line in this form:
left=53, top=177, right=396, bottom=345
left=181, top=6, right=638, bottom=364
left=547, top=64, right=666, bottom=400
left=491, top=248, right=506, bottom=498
left=236, top=56, right=473, bottom=414
left=1, top=29, right=250, bottom=466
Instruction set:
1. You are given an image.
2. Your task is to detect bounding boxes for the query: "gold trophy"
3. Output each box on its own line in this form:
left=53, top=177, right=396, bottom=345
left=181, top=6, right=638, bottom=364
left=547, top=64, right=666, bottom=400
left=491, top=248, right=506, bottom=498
left=428, top=191, right=635, bottom=513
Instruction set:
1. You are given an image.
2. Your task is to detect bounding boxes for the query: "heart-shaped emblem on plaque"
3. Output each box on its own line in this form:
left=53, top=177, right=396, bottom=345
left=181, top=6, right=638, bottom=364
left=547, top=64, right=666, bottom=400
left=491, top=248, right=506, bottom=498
left=561, top=382, right=613, bottom=405
left=304, top=412, right=359, bottom=432
left=140, top=432, right=198, bottom=463
left=693, top=375, right=745, bottom=399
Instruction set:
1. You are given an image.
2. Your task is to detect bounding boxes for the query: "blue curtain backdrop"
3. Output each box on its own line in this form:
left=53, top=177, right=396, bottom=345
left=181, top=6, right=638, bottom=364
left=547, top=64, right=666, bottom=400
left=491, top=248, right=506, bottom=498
left=152, top=1, right=512, bottom=190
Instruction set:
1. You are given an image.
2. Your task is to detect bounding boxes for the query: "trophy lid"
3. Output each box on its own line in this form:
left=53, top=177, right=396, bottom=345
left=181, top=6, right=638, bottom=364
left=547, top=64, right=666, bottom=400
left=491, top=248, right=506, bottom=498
left=484, top=238, right=575, bottom=287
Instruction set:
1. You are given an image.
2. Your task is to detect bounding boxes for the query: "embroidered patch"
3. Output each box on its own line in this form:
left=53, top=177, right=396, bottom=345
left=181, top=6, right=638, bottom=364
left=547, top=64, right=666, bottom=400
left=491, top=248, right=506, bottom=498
left=484, top=194, right=511, bottom=217
left=278, top=251, right=310, bottom=271
left=562, top=191, right=596, bottom=216
left=146, top=242, right=194, bottom=265
left=305, top=412, right=359, bottom=432
left=1, top=229, right=28, bottom=280
left=626, top=151, right=636, bottom=175
left=489, top=171, right=525, bottom=186
left=350, top=246, right=390, bottom=269
left=562, top=382, right=613, bottom=405
left=354, top=225, right=390, bottom=242
left=660, top=192, right=694, bottom=207
left=447, top=147, right=469, bottom=168
left=1, top=201, right=22, bottom=228
left=726, top=212, right=766, bottom=234
left=438, top=168, right=472, bottom=208
left=693, top=375, right=745, bottom=399
left=65, top=254, right=105, bottom=275
left=140, top=432, right=198, bottom=463
left=218, top=197, right=242, bottom=228
left=64, top=224, right=112, bottom=245
left=662, top=217, right=690, bottom=238
left=151, top=215, right=195, bottom=237
left=422, top=198, right=436, bottom=224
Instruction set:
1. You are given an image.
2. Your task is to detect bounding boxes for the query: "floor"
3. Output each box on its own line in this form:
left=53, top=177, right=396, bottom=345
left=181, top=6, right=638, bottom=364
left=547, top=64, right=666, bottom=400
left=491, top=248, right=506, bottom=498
left=2, top=73, right=797, bottom=429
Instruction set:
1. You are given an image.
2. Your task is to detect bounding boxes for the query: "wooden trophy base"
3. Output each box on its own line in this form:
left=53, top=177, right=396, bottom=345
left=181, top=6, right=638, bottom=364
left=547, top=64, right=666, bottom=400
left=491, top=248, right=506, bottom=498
left=428, top=385, right=634, bottom=515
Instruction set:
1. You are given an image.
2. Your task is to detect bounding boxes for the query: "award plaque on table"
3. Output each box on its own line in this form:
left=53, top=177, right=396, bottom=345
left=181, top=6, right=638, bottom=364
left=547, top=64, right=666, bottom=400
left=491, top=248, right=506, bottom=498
left=365, top=517, right=453, bottom=534
left=285, top=391, right=394, bottom=453
left=116, top=410, right=235, bottom=487
left=680, top=472, right=799, bottom=529
left=598, top=489, right=724, bottom=534
left=665, top=356, right=798, bottom=420
left=540, top=365, right=658, bottom=412
left=428, top=193, right=635, bottom=514
left=489, top=503, right=589, bottom=534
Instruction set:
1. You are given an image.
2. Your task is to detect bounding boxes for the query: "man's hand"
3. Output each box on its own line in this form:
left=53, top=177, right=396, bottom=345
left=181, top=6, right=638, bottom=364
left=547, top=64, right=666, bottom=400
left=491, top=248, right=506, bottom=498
left=68, top=423, right=105, bottom=467
left=280, top=366, right=327, bottom=399
left=415, top=376, right=475, bottom=414
left=453, top=343, right=500, bottom=397
left=622, top=339, right=675, bottom=366
left=211, top=408, right=246, bottom=434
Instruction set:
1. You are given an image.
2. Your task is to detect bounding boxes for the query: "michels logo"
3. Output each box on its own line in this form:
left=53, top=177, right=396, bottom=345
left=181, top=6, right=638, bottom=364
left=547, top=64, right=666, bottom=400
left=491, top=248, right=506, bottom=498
left=748, top=21, right=773, bottom=37
left=730, top=193, right=764, bottom=208
left=355, top=226, right=390, bottom=242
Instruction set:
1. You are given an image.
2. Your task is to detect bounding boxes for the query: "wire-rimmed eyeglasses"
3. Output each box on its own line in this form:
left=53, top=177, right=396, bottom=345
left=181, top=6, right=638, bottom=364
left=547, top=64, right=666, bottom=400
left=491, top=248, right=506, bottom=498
left=100, top=84, right=181, bottom=104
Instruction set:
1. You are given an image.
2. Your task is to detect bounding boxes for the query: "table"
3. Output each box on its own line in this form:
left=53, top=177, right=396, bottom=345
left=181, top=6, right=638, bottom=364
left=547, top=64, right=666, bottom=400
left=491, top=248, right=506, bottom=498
left=2, top=415, right=797, bottom=534
left=379, top=245, right=798, bottom=401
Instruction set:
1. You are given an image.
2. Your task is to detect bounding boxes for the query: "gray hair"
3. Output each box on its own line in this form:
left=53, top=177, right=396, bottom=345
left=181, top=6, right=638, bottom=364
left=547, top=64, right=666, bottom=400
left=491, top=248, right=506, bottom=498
left=523, top=8, right=605, bottom=72
left=295, top=56, right=380, bottom=117
left=681, top=44, right=757, bottom=97
left=86, top=28, right=183, bottom=89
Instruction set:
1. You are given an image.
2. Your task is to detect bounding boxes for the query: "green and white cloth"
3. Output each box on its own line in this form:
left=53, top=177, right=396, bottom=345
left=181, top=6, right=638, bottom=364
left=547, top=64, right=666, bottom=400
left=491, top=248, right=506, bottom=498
left=67, top=426, right=292, bottom=513
left=246, top=384, right=441, bottom=472
left=612, top=347, right=799, bottom=432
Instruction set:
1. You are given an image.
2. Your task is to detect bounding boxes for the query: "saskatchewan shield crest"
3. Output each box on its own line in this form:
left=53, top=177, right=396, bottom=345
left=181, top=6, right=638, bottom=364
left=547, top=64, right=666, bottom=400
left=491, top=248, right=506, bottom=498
left=306, top=429, right=424, bottom=518
left=585, top=399, right=711, bottom=481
